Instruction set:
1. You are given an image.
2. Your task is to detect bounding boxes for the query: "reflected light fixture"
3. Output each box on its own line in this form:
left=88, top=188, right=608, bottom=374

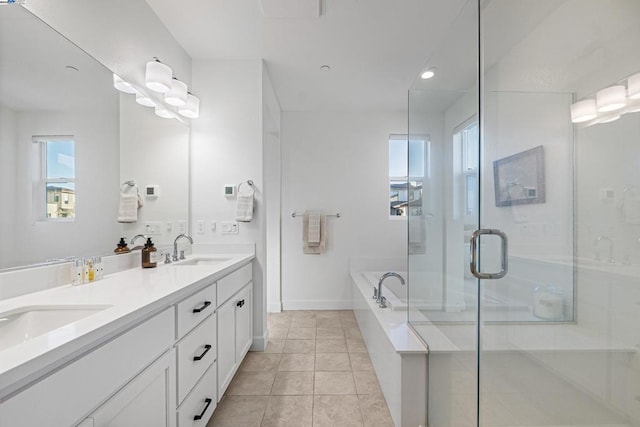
left=178, top=93, right=200, bottom=119
left=628, top=72, right=640, bottom=100
left=596, top=85, right=626, bottom=112
left=113, top=74, right=137, bottom=94
left=598, top=115, right=621, bottom=124
left=165, top=78, right=188, bottom=107
left=154, top=106, right=173, bottom=119
left=421, top=68, right=436, bottom=79
left=145, top=58, right=173, bottom=93
left=135, top=92, right=156, bottom=108
left=570, top=99, right=597, bottom=123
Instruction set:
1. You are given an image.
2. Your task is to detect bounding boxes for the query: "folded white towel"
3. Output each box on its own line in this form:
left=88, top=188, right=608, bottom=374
left=117, top=191, right=143, bottom=223
left=236, top=185, right=255, bottom=222
left=302, top=212, right=326, bottom=254
left=307, top=213, right=321, bottom=246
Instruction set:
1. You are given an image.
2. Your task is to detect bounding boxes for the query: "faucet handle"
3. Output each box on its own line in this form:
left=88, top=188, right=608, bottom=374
left=373, top=287, right=378, bottom=300
left=164, top=253, right=172, bottom=264
left=378, top=296, right=387, bottom=309
left=180, top=250, right=186, bottom=260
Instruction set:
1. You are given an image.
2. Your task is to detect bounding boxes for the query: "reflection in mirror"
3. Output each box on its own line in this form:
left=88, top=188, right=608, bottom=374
left=0, top=5, right=190, bottom=271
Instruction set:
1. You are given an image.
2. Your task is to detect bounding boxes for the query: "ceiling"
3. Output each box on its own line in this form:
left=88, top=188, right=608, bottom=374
left=145, top=0, right=468, bottom=112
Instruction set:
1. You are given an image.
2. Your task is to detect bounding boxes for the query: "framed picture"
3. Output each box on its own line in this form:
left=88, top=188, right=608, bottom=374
left=493, top=145, right=545, bottom=207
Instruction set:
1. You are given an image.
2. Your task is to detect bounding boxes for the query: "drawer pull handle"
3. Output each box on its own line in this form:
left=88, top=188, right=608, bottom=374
left=193, top=344, right=212, bottom=361
left=192, top=301, right=212, bottom=313
left=236, top=299, right=245, bottom=308
left=193, top=398, right=213, bottom=421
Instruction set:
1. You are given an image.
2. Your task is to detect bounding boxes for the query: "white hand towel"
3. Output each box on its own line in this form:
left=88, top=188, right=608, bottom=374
left=118, top=192, right=140, bottom=223
left=303, top=212, right=327, bottom=254
left=307, top=213, right=321, bottom=246
left=236, top=186, right=255, bottom=222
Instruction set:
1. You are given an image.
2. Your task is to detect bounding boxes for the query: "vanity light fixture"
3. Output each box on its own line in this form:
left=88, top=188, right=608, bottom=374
left=113, top=74, right=137, bottom=94
left=154, top=106, right=173, bottom=119
left=135, top=92, right=156, bottom=108
left=628, top=72, right=640, bottom=100
left=145, top=58, right=173, bottom=93
left=421, top=68, right=436, bottom=79
left=596, top=85, right=626, bottom=112
left=178, top=93, right=200, bottom=119
left=570, top=99, right=597, bottom=123
left=164, top=78, right=188, bottom=107
left=597, top=115, right=621, bottom=124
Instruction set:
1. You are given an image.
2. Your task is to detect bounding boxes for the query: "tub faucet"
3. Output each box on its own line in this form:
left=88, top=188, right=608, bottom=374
left=377, top=272, right=405, bottom=309
left=173, top=233, right=193, bottom=261
left=594, top=235, right=615, bottom=263
left=130, top=234, right=147, bottom=250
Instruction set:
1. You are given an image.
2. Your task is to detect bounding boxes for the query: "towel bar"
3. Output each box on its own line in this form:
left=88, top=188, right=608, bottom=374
left=291, top=212, right=340, bottom=218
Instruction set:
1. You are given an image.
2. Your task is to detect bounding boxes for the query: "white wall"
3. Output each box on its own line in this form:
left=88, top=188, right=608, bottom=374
left=119, top=94, right=190, bottom=247
left=6, top=108, right=121, bottom=267
left=190, top=59, right=268, bottom=349
left=0, top=106, right=17, bottom=268
left=280, top=111, right=407, bottom=310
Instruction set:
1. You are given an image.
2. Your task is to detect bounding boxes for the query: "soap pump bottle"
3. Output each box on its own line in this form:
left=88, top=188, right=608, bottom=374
left=114, top=237, right=131, bottom=254
left=141, top=237, right=158, bottom=268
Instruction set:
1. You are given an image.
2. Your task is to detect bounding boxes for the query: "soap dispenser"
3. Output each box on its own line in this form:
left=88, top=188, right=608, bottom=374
left=141, top=237, right=158, bottom=268
left=114, top=237, right=131, bottom=254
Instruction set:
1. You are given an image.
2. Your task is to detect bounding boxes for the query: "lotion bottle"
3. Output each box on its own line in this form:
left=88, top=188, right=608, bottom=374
left=141, top=238, right=158, bottom=268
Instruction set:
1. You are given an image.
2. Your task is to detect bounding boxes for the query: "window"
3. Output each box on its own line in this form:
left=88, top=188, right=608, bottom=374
left=453, top=120, right=478, bottom=221
left=34, top=136, right=76, bottom=220
left=389, top=134, right=428, bottom=218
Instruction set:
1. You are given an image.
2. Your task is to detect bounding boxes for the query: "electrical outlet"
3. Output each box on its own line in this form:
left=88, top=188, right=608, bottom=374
left=220, top=221, right=239, bottom=235
left=144, top=222, right=162, bottom=236
left=197, top=220, right=205, bottom=234
left=177, top=220, right=187, bottom=234
left=211, top=221, right=216, bottom=232
left=166, top=222, right=172, bottom=233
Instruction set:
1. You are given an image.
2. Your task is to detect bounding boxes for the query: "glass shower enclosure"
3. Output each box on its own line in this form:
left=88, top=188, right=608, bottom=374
left=408, top=1, right=640, bottom=425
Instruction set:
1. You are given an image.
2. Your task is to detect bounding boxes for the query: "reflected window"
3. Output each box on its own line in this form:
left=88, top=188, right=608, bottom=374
left=34, top=136, right=76, bottom=220
left=389, top=134, right=427, bottom=218
left=454, top=121, right=478, bottom=221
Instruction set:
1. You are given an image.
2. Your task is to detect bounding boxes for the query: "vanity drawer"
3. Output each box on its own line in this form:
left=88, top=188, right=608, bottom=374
left=217, top=263, right=252, bottom=306
left=177, top=361, right=217, bottom=427
left=177, top=312, right=217, bottom=404
left=177, top=282, right=216, bottom=339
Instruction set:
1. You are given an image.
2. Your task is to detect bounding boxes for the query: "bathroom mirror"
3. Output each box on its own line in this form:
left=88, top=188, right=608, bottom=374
left=0, top=5, right=189, bottom=270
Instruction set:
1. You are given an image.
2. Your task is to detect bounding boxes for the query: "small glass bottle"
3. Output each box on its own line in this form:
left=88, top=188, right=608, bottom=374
left=96, top=256, right=104, bottom=280
left=82, top=258, right=90, bottom=283
left=87, top=257, right=95, bottom=282
left=72, top=259, right=83, bottom=286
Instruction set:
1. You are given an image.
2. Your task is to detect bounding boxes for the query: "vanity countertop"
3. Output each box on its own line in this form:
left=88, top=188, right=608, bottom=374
left=0, top=252, right=254, bottom=399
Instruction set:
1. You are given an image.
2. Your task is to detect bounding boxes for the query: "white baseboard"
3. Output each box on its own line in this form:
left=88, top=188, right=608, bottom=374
left=282, top=299, right=353, bottom=311
left=251, top=328, right=268, bottom=351
left=267, top=301, right=282, bottom=313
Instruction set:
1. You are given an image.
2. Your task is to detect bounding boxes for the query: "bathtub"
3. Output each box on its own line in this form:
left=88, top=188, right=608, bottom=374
left=351, top=270, right=428, bottom=427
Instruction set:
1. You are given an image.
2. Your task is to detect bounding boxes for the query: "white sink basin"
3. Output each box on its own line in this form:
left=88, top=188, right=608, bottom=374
left=0, top=305, right=110, bottom=351
left=173, top=257, right=231, bottom=266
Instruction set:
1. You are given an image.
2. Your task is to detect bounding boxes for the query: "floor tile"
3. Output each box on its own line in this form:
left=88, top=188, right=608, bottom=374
left=314, top=371, right=356, bottom=394
left=346, top=338, right=367, bottom=353
left=264, top=339, right=286, bottom=354
left=315, top=353, right=352, bottom=371
left=315, top=339, right=347, bottom=353
left=271, top=371, right=315, bottom=395
left=344, top=327, right=363, bottom=339
left=349, top=353, right=373, bottom=371
left=316, top=317, right=342, bottom=328
left=313, top=395, right=363, bottom=427
left=270, top=326, right=290, bottom=339
left=316, top=327, right=344, bottom=339
left=358, top=394, right=394, bottom=427
left=207, top=395, right=269, bottom=427
left=291, top=317, right=317, bottom=328
left=226, top=372, right=275, bottom=395
left=283, top=339, right=315, bottom=354
left=279, top=353, right=315, bottom=371
left=353, top=371, right=382, bottom=395
left=239, top=353, right=282, bottom=372
left=287, top=327, right=317, bottom=339
left=262, top=395, right=313, bottom=427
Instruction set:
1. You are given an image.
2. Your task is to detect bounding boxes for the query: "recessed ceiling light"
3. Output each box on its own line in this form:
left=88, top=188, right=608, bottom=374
left=421, top=68, right=436, bottom=79
left=320, top=65, right=331, bottom=72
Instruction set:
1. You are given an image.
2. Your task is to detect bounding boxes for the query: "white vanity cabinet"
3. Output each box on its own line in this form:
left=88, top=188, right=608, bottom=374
left=215, top=263, right=253, bottom=400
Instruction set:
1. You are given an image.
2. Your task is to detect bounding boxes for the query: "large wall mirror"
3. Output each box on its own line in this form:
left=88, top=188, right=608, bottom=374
left=0, top=5, right=189, bottom=270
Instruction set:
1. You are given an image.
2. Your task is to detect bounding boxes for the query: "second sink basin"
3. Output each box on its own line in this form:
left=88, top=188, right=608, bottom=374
left=0, top=305, right=110, bottom=351
left=173, top=257, right=232, bottom=266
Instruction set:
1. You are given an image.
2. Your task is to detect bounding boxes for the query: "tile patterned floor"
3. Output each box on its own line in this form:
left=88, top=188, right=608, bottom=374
left=207, top=310, right=395, bottom=427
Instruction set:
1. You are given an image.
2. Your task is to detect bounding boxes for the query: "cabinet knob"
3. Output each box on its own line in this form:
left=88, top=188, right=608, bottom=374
left=236, top=299, right=245, bottom=308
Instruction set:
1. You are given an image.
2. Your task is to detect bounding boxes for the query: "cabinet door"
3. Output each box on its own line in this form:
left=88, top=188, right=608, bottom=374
left=216, top=297, right=236, bottom=401
left=235, top=284, right=253, bottom=362
left=83, top=350, right=176, bottom=427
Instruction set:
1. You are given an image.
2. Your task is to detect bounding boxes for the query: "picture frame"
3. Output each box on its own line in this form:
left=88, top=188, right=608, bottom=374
left=493, top=145, right=545, bottom=207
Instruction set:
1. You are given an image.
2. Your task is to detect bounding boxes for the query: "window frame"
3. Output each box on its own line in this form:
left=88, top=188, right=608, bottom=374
left=33, top=135, right=76, bottom=222
left=389, top=134, right=429, bottom=219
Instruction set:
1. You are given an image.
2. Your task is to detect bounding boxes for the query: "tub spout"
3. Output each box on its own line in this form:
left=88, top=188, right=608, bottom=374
left=377, top=272, right=405, bottom=308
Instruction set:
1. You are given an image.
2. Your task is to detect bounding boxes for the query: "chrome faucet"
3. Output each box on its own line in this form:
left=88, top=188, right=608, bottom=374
left=130, top=234, right=147, bottom=250
left=173, top=233, right=193, bottom=261
left=376, top=272, right=405, bottom=309
left=594, top=235, right=615, bottom=263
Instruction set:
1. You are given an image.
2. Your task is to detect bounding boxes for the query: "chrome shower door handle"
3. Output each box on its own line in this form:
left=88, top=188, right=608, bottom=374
left=470, top=229, right=508, bottom=279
